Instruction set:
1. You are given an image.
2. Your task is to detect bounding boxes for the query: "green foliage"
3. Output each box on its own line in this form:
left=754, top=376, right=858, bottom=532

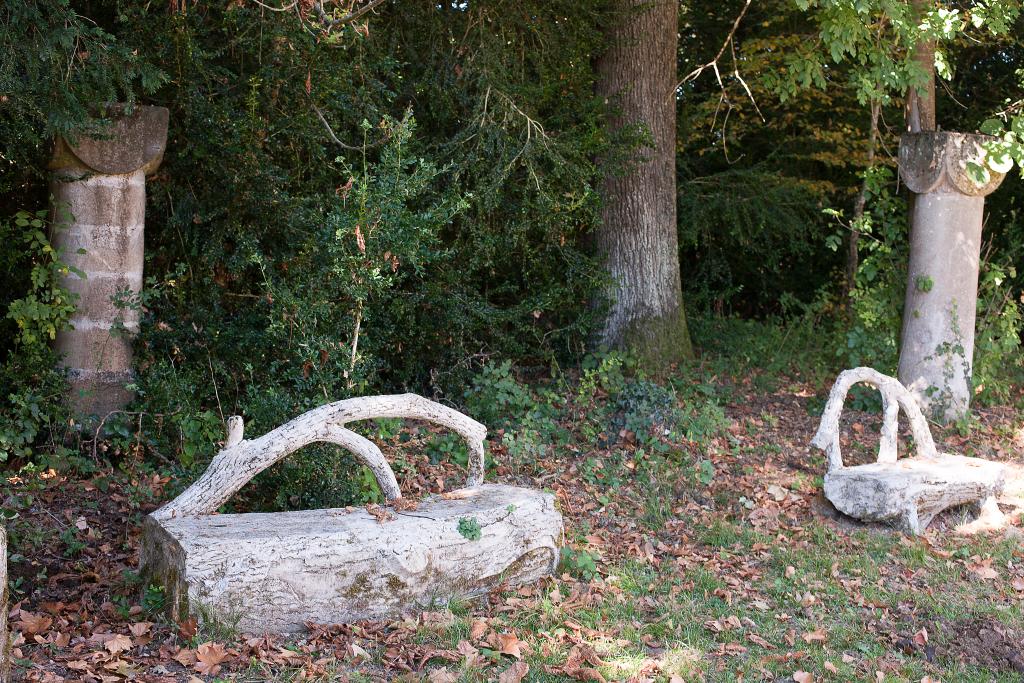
left=559, top=546, right=599, bottom=580
left=463, top=360, right=536, bottom=429
left=0, top=1, right=165, bottom=195
left=457, top=516, right=482, bottom=541
left=103, top=0, right=609, bottom=498
left=835, top=166, right=908, bottom=371
left=1, top=0, right=1022, bottom=480
left=425, top=432, right=469, bottom=469
left=973, top=258, right=1024, bottom=405
left=0, top=210, right=78, bottom=463
left=234, top=445, right=374, bottom=513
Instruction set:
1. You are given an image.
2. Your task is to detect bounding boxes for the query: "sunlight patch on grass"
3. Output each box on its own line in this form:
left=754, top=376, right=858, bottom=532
left=658, top=643, right=705, bottom=680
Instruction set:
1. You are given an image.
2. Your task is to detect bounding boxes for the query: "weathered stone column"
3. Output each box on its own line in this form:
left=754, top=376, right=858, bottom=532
left=897, top=132, right=1005, bottom=422
left=49, top=105, right=169, bottom=418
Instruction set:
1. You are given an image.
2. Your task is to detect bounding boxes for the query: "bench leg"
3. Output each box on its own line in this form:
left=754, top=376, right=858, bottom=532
left=956, top=496, right=1006, bottom=535
left=898, top=505, right=924, bottom=536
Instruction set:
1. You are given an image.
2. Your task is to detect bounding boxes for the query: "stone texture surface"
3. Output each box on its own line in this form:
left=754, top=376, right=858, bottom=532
left=50, top=105, right=169, bottom=176
left=813, top=368, right=1005, bottom=534
left=141, top=484, right=563, bottom=633
left=824, top=455, right=1005, bottom=535
left=49, top=105, right=168, bottom=418
left=141, top=395, right=564, bottom=633
left=899, top=131, right=1005, bottom=196
left=897, top=132, right=1006, bottom=421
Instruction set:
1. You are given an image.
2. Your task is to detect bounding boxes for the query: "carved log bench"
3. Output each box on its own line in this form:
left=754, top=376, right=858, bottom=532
left=811, top=368, right=1005, bottom=535
left=140, top=394, right=563, bottom=633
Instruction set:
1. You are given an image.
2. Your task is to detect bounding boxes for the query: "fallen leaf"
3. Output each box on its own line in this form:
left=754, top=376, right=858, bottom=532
left=129, top=621, right=152, bottom=637
left=195, top=641, right=229, bottom=675
left=793, top=671, right=813, bottom=683
left=499, top=661, right=529, bottom=683
left=968, top=558, right=999, bottom=580
left=824, top=661, right=838, bottom=673
left=428, top=668, right=457, bottom=683
left=497, top=632, right=522, bottom=658
left=15, top=612, right=52, bottom=636
left=177, top=617, right=198, bottom=639
left=104, top=633, right=133, bottom=654
left=802, top=628, right=827, bottom=644
left=469, top=618, right=489, bottom=641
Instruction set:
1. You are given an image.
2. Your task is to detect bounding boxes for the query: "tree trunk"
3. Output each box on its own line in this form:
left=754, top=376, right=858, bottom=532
left=844, top=100, right=881, bottom=314
left=595, top=0, right=692, bottom=369
left=905, top=0, right=936, bottom=133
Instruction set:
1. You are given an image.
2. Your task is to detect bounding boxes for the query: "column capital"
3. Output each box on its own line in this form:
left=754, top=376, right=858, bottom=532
left=50, top=104, right=169, bottom=176
left=899, top=131, right=1006, bottom=197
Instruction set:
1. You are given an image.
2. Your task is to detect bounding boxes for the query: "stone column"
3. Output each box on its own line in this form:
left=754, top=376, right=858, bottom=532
left=897, top=132, right=1005, bottom=422
left=49, top=105, right=169, bottom=418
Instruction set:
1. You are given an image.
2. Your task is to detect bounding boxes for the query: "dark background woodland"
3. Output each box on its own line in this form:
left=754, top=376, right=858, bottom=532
left=1, top=0, right=1021, bottom=505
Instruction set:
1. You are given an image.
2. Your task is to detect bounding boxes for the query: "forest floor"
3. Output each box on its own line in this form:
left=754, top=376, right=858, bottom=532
left=3, top=366, right=1024, bottom=682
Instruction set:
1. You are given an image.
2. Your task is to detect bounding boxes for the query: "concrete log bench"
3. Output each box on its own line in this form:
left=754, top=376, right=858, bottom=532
left=811, top=368, right=1005, bottom=535
left=140, top=394, right=563, bottom=633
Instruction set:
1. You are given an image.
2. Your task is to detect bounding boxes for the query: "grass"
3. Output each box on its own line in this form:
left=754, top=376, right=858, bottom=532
left=4, top=353, right=1024, bottom=682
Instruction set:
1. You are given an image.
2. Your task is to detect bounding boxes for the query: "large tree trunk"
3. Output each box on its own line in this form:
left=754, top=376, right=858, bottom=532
left=595, top=0, right=692, bottom=369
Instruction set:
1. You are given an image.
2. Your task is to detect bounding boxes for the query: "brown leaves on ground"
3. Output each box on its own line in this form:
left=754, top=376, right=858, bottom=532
left=5, top=377, right=1024, bottom=681
left=967, top=556, right=1000, bottom=580
left=496, top=632, right=523, bottom=659
left=195, top=641, right=230, bottom=674
left=102, top=633, right=133, bottom=655
left=15, top=612, right=53, bottom=636
left=545, top=644, right=607, bottom=682
left=801, top=628, right=827, bottom=644
left=498, top=661, right=530, bottom=683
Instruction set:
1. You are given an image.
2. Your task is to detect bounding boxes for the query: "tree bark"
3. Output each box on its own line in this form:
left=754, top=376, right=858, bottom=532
left=905, top=0, right=936, bottom=133
left=595, top=0, right=692, bottom=369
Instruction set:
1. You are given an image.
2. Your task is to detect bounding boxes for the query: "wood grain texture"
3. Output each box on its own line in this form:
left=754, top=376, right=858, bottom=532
left=812, top=368, right=1005, bottom=534
left=141, top=484, right=562, bottom=633
left=152, top=394, right=486, bottom=522
left=142, top=395, right=563, bottom=632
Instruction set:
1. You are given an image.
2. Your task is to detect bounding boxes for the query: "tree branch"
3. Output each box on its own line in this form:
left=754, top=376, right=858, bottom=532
left=315, top=0, right=392, bottom=28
